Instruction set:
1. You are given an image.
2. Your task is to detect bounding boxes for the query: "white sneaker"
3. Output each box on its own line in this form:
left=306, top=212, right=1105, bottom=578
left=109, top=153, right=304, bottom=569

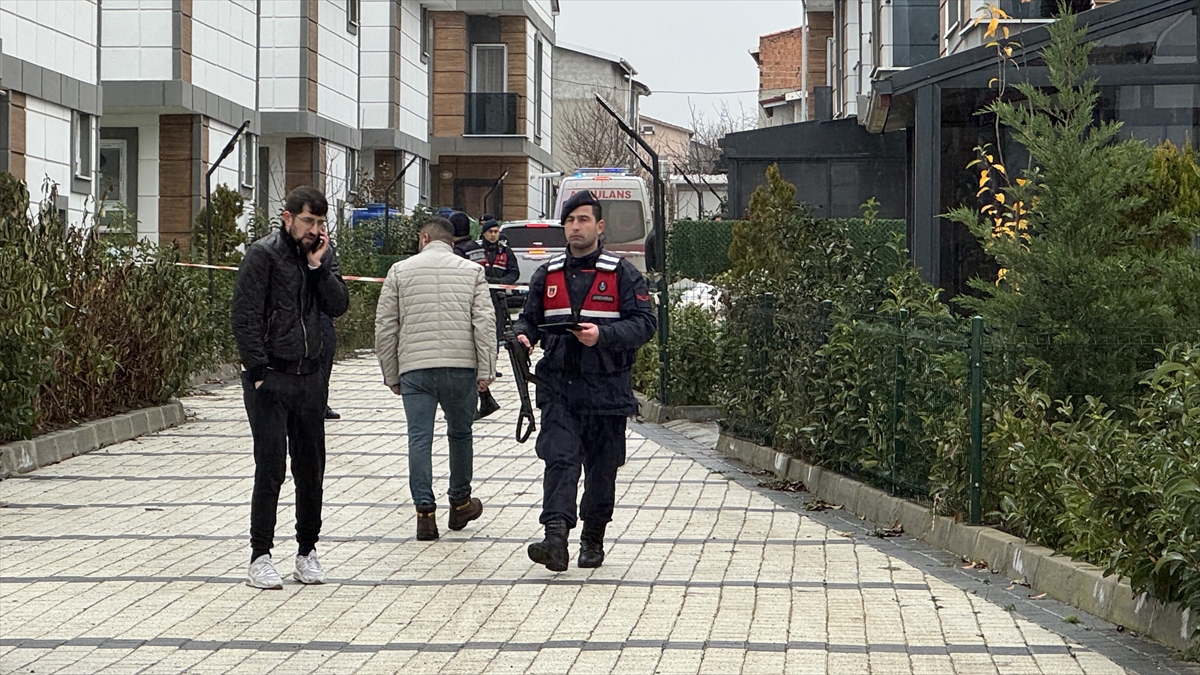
left=247, top=554, right=283, bottom=590
left=293, top=551, right=326, bottom=585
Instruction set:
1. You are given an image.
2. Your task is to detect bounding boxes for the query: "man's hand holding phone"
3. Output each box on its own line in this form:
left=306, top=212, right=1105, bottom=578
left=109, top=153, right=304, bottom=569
left=307, top=232, right=328, bottom=268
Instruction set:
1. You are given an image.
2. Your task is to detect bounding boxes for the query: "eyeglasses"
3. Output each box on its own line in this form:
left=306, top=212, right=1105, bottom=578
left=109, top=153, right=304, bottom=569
left=297, top=215, right=328, bottom=228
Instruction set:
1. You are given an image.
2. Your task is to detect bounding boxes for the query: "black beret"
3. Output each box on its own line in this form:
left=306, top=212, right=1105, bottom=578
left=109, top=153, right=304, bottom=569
left=561, top=190, right=601, bottom=223
left=448, top=211, right=471, bottom=238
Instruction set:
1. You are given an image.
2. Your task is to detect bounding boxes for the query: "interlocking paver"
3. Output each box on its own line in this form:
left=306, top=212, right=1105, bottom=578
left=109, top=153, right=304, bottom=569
left=1, top=355, right=1194, bottom=674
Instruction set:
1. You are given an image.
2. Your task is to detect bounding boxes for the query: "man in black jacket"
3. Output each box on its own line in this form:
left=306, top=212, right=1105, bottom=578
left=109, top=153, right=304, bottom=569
left=232, top=186, right=349, bottom=589
left=516, top=190, right=656, bottom=572
left=450, top=211, right=485, bottom=264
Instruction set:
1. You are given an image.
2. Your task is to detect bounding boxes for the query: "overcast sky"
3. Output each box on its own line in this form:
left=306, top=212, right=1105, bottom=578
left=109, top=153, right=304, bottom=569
left=555, top=0, right=805, bottom=128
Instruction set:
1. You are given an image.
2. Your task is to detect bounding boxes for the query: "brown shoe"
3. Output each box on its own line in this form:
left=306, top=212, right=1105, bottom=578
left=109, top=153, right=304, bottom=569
left=447, top=497, right=483, bottom=531
left=416, top=508, right=439, bottom=541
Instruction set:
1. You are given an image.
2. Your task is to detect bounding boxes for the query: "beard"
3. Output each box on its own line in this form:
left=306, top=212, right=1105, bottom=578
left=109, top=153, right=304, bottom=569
left=300, top=234, right=321, bottom=254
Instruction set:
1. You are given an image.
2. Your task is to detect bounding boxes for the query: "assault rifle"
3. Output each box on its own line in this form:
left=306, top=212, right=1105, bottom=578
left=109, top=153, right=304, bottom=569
left=504, top=325, right=540, bottom=443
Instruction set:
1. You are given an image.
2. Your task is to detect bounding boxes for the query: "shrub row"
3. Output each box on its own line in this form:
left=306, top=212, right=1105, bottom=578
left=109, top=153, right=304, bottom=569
left=0, top=176, right=427, bottom=444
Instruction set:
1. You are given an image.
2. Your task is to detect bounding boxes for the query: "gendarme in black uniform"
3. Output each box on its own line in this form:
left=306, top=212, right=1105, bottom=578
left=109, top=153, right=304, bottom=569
left=479, top=218, right=520, bottom=340
left=517, top=190, right=656, bottom=571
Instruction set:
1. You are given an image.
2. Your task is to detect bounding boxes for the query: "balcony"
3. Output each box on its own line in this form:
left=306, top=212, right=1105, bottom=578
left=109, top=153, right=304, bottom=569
left=465, top=92, right=519, bottom=136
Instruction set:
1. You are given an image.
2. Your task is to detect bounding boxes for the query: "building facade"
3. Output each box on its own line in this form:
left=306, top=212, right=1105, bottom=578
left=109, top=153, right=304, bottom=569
left=551, top=41, right=648, bottom=177
left=1, top=0, right=102, bottom=223
left=427, top=1, right=557, bottom=221
left=5, top=0, right=560, bottom=247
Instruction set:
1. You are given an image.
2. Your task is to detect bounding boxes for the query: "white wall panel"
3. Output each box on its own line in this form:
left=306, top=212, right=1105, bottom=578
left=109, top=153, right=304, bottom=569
left=2, top=0, right=99, bottom=84
left=191, top=0, right=258, bottom=109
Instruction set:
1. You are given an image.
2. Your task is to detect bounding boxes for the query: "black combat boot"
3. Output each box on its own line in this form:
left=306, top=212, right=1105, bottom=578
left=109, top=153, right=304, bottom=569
left=475, top=390, right=501, bottom=420
left=578, top=522, right=606, bottom=568
left=527, top=520, right=569, bottom=571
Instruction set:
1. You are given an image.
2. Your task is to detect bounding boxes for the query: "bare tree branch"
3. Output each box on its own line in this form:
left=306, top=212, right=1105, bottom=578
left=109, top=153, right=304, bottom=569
left=556, top=95, right=634, bottom=173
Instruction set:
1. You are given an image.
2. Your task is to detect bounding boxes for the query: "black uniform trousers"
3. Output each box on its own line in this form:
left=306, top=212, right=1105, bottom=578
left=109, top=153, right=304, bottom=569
left=490, top=290, right=509, bottom=342
left=243, top=368, right=328, bottom=560
left=535, top=401, right=627, bottom=529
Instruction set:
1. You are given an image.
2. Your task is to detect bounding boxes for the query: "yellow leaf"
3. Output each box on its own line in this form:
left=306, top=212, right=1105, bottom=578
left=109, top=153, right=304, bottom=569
left=1016, top=178, right=1028, bottom=186
left=989, top=77, right=999, bottom=88
left=979, top=174, right=990, bottom=188
left=985, top=154, right=995, bottom=163
left=987, top=16, right=999, bottom=38
left=1003, top=26, right=1010, bottom=39
left=992, top=163, right=1007, bottom=175
left=1004, top=45, right=1013, bottom=57
left=995, top=193, right=1006, bottom=204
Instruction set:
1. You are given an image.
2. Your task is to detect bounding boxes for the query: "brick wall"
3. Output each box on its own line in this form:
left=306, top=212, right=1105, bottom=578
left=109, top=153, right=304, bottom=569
left=500, top=16, right=528, bottom=133
left=757, top=27, right=804, bottom=94
left=286, top=137, right=326, bottom=193
left=178, top=0, right=193, bottom=82
left=431, top=11, right=468, bottom=137
left=7, top=93, right=26, bottom=182
left=807, top=12, right=833, bottom=118
left=435, top=156, right=527, bottom=219
left=159, top=114, right=200, bottom=253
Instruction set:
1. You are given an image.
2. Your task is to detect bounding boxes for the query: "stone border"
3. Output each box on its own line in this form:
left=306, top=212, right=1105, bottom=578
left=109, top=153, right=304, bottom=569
left=716, top=432, right=1199, bottom=651
left=188, top=363, right=241, bottom=388
left=0, top=401, right=186, bottom=480
left=635, top=393, right=720, bottom=424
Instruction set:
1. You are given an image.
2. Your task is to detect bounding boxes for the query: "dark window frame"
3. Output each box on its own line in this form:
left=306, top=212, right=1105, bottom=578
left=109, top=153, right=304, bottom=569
left=420, top=6, right=431, bottom=64
left=534, top=37, right=544, bottom=142
left=346, top=0, right=360, bottom=34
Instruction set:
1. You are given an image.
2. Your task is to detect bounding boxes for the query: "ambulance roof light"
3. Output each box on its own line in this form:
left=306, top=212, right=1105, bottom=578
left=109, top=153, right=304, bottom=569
left=574, top=167, right=628, bottom=176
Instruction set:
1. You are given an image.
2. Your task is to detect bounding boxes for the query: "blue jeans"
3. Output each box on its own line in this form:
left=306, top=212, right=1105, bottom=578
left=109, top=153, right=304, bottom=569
left=400, top=367, right=478, bottom=510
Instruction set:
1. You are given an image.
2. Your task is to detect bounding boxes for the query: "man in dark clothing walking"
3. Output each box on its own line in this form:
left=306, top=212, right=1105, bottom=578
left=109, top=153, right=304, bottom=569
left=450, top=211, right=485, bottom=264
left=515, top=190, right=656, bottom=572
left=479, top=216, right=520, bottom=342
left=232, top=186, right=349, bottom=589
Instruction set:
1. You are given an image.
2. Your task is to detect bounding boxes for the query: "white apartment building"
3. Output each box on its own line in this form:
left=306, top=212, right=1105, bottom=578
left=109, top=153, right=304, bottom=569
left=4, top=0, right=559, bottom=246
left=0, top=0, right=102, bottom=223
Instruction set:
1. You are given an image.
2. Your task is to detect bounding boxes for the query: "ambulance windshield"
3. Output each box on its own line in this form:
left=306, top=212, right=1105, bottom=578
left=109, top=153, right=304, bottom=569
left=599, top=200, right=645, bottom=244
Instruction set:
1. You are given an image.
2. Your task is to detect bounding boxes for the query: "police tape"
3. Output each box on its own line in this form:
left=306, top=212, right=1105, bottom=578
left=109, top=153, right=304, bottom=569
left=174, top=262, right=531, bottom=292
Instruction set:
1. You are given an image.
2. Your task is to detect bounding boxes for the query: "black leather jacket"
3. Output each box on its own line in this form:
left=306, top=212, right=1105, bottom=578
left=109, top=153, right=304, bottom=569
left=231, top=228, right=349, bottom=382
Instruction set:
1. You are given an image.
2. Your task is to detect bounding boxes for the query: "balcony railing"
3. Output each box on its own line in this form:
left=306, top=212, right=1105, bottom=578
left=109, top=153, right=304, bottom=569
left=465, top=92, right=519, bottom=136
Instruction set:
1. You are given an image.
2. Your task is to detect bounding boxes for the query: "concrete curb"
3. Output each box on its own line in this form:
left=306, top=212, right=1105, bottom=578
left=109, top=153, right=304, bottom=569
left=0, top=400, right=186, bottom=481
left=188, top=363, right=241, bottom=388
left=715, top=432, right=1199, bottom=651
left=635, top=392, right=720, bottom=424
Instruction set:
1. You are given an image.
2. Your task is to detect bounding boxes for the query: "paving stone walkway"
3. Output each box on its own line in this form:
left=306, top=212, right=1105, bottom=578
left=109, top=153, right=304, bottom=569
left=1, top=355, right=1195, bottom=674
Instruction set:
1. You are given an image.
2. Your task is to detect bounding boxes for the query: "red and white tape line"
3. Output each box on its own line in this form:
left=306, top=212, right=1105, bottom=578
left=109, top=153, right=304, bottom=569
left=175, top=262, right=530, bottom=291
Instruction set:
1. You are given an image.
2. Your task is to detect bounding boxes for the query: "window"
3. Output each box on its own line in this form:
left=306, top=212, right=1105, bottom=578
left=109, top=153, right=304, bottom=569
left=0, top=90, right=9, bottom=174
left=346, top=0, right=360, bottom=34
left=418, top=156, right=428, bottom=205
left=534, top=38, right=544, bottom=141
left=640, top=124, right=655, bottom=135
left=946, top=0, right=960, bottom=32
left=73, top=112, right=92, bottom=179
left=420, top=6, right=430, bottom=63
left=472, top=45, right=507, bottom=93
left=239, top=133, right=257, bottom=189
left=345, top=148, right=359, bottom=198
left=98, top=139, right=127, bottom=205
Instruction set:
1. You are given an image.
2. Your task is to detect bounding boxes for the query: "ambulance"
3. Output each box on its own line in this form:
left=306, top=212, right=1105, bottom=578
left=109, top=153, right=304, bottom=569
left=554, top=168, right=653, bottom=273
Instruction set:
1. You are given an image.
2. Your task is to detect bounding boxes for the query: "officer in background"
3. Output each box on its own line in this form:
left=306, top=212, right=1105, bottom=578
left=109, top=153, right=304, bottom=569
left=479, top=216, right=520, bottom=342
left=450, top=211, right=486, bottom=264
left=515, top=190, right=656, bottom=572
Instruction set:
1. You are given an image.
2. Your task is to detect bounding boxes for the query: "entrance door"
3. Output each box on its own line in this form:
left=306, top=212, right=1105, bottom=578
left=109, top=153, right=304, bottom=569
left=454, top=178, right=502, bottom=220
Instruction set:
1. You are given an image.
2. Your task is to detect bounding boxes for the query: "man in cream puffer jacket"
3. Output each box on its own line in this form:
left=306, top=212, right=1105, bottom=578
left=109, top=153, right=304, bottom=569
left=375, top=216, right=497, bottom=541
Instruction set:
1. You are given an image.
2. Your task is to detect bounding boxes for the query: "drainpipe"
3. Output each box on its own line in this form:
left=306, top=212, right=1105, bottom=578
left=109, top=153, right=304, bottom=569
left=800, top=0, right=809, bottom=122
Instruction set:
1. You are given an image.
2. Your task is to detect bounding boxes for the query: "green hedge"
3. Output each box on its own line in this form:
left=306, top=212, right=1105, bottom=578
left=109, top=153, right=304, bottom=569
left=0, top=173, right=226, bottom=442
